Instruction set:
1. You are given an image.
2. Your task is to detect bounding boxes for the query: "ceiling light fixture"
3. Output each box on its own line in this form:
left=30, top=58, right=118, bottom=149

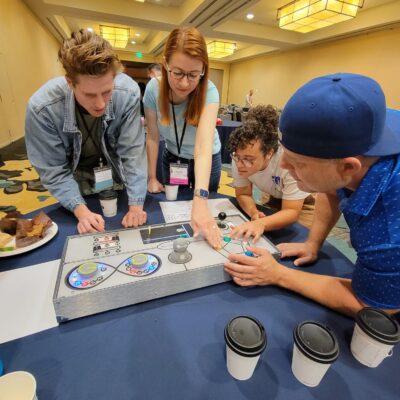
left=100, top=25, right=130, bottom=48
left=246, top=13, right=255, bottom=20
left=207, top=41, right=237, bottom=59
left=277, top=0, right=364, bottom=34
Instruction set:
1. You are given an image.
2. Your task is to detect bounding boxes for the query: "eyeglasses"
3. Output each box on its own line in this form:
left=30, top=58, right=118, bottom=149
left=165, top=62, right=204, bottom=82
left=231, top=152, right=255, bottom=168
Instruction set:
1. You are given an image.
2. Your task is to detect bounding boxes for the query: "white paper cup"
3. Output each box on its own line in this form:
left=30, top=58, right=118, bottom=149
left=226, top=345, right=261, bottom=380
left=165, top=185, right=178, bottom=201
left=351, top=308, right=400, bottom=368
left=224, top=315, right=267, bottom=380
left=0, top=371, right=37, bottom=400
left=99, top=190, right=118, bottom=217
left=291, top=321, right=339, bottom=387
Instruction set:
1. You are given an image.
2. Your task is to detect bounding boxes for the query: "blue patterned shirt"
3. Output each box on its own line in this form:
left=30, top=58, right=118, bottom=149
left=337, top=154, right=400, bottom=309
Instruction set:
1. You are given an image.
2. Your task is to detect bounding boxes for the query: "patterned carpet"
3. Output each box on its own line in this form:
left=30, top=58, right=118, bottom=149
left=0, top=152, right=58, bottom=218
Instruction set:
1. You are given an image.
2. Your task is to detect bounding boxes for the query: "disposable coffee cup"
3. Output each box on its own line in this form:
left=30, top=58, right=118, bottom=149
left=351, top=307, right=400, bottom=368
left=165, top=184, right=178, bottom=201
left=99, top=189, right=118, bottom=217
left=224, top=315, right=267, bottom=380
left=292, top=321, right=339, bottom=387
left=0, top=371, right=37, bottom=399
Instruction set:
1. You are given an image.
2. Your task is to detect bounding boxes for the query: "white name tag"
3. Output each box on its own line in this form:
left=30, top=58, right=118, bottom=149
left=170, top=163, right=189, bottom=185
left=94, top=166, right=113, bottom=192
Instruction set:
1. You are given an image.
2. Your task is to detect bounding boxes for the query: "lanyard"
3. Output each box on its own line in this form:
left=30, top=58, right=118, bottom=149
left=77, top=106, right=102, bottom=156
left=171, top=101, right=187, bottom=158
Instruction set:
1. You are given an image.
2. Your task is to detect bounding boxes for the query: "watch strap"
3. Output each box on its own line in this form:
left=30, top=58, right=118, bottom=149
left=194, top=188, right=209, bottom=199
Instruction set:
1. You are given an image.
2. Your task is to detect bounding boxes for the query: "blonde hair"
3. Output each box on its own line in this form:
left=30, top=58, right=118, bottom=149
left=58, top=29, right=122, bottom=84
left=159, top=26, right=209, bottom=126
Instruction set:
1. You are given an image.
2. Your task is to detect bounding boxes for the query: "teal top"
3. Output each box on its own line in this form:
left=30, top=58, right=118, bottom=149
left=143, top=78, right=221, bottom=159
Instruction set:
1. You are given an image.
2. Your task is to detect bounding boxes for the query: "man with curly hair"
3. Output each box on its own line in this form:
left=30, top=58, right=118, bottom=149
left=227, top=105, right=309, bottom=242
left=25, top=29, right=147, bottom=234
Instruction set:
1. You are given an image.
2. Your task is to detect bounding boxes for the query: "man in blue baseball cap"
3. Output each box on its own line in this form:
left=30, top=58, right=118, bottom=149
left=224, top=73, right=400, bottom=316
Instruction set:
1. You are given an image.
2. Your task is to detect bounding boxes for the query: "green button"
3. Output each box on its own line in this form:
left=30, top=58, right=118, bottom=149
left=131, top=253, right=148, bottom=266
left=180, top=234, right=189, bottom=238
left=77, top=262, right=98, bottom=276
left=223, top=237, right=231, bottom=242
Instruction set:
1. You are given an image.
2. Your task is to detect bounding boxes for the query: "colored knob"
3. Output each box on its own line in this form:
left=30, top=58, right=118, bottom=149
left=77, top=262, right=98, bottom=278
left=130, top=253, right=149, bottom=269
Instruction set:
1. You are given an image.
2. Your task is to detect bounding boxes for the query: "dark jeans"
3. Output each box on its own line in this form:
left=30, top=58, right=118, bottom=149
left=161, top=148, right=221, bottom=192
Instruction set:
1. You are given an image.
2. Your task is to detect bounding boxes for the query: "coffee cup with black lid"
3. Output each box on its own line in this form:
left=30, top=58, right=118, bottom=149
left=291, top=321, right=339, bottom=387
left=99, top=189, right=118, bottom=217
left=224, top=315, right=267, bottom=380
left=351, top=307, right=400, bottom=367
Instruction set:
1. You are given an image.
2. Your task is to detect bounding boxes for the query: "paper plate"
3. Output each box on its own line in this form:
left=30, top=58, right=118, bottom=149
left=0, top=222, right=58, bottom=257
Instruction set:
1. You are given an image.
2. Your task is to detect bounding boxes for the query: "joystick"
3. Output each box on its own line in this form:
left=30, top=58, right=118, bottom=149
left=218, top=212, right=227, bottom=221
left=168, top=238, right=192, bottom=264
left=217, top=211, right=227, bottom=229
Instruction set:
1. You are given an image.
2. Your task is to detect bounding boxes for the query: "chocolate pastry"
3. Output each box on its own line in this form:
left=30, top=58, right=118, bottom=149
left=0, top=218, right=17, bottom=235
left=16, top=219, right=33, bottom=239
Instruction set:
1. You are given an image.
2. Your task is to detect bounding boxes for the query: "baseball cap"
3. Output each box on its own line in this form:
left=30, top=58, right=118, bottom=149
left=279, top=73, right=400, bottom=159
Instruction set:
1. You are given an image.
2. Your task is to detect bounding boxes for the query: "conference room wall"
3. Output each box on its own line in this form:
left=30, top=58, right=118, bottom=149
left=0, top=0, right=63, bottom=148
left=228, top=26, right=400, bottom=111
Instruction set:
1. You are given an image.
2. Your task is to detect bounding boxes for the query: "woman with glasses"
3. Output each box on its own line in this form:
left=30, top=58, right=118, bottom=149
left=227, top=105, right=310, bottom=242
left=143, top=26, right=221, bottom=249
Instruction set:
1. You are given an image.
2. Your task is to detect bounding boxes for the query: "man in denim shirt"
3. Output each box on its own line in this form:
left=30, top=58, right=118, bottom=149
left=25, top=30, right=147, bottom=234
left=224, top=73, right=400, bottom=317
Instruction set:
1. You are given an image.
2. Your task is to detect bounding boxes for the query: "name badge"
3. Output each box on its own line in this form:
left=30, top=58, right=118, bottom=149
left=170, top=163, right=188, bottom=185
left=93, top=166, right=113, bottom=192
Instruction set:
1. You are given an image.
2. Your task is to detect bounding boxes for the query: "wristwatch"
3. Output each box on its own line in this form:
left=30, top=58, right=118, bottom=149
left=194, top=188, right=209, bottom=199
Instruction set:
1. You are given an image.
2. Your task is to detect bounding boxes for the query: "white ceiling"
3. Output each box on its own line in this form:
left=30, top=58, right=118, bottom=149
left=23, top=0, right=400, bottom=63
